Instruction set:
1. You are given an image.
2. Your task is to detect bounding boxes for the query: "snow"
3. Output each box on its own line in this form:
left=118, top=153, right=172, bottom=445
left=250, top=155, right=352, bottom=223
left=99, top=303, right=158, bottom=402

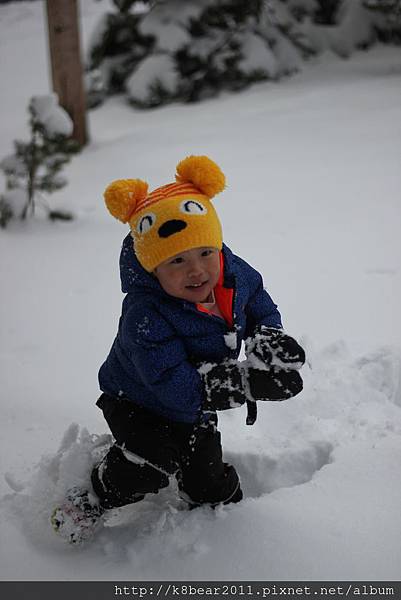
left=1, top=188, right=26, bottom=218
left=139, top=3, right=192, bottom=53
left=126, top=54, right=178, bottom=103
left=329, top=0, right=375, bottom=58
left=238, top=32, right=278, bottom=77
left=30, top=94, right=73, bottom=137
left=224, top=331, right=237, bottom=351
left=1, top=0, right=401, bottom=582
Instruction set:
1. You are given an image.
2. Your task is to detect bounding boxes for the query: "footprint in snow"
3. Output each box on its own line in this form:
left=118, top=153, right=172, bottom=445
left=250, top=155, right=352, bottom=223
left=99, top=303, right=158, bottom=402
left=225, top=441, right=333, bottom=499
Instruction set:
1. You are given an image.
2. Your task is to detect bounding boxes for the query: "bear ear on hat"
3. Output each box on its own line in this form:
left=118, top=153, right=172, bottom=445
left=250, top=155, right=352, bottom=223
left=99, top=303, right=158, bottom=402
left=104, top=179, right=148, bottom=223
left=175, top=155, right=225, bottom=198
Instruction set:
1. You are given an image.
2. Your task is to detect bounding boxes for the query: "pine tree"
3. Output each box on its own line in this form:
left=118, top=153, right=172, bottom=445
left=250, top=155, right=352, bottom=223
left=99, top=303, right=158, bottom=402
left=172, top=1, right=265, bottom=103
left=127, top=0, right=318, bottom=107
left=0, top=95, right=79, bottom=228
left=89, top=0, right=397, bottom=110
left=87, top=0, right=155, bottom=99
left=87, top=1, right=319, bottom=108
left=364, top=0, right=401, bottom=42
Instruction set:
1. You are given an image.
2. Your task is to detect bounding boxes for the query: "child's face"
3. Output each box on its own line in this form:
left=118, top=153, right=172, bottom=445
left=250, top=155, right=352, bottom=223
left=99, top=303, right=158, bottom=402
left=154, top=247, right=220, bottom=303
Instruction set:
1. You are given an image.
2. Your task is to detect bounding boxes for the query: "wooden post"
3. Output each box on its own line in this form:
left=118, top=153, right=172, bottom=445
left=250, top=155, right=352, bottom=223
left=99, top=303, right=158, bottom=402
left=46, top=0, right=88, bottom=146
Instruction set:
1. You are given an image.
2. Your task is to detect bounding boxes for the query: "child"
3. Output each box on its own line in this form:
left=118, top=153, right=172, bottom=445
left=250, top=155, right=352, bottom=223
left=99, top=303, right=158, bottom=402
left=52, top=156, right=305, bottom=544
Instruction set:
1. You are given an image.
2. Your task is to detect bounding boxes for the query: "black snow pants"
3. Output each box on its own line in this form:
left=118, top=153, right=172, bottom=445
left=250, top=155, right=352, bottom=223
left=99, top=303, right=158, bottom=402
left=91, top=393, right=242, bottom=510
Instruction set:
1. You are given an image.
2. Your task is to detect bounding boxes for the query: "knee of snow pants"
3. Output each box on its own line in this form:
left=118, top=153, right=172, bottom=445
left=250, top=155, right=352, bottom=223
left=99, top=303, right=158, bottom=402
left=93, top=394, right=185, bottom=509
left=96, top=393, right=182, bottom=475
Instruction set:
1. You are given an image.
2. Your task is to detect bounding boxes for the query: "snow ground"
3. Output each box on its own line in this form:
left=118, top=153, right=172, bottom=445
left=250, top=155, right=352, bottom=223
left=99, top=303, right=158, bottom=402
left=0, top=0, right=401, bottom=582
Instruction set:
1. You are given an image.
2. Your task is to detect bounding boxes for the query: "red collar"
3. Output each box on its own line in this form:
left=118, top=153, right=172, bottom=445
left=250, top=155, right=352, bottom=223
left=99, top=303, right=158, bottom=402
left=196, top=251, right=234, bottom=327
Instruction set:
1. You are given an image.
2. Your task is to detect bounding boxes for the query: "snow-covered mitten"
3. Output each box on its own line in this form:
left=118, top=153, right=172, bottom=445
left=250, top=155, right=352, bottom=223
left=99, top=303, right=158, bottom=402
left=247, top=364, right=303, bottom=401
left=246, top=326, right=305, bottom=370
left=198, top=360, right=246, bottom=411
left=51, top=486, right=104, bottom=545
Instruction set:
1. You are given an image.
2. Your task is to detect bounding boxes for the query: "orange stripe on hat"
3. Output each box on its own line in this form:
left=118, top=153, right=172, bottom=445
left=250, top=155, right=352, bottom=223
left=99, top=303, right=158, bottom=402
left=136, top=182, right=204, bottom=213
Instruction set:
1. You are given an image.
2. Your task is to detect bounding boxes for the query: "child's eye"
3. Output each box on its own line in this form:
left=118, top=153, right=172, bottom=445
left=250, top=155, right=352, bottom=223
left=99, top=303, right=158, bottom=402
left=170, top=256, right=184, bottom=264
left=137, top=213, right=156, bottom=234
left=201, top=249, right=214, bottom=257
left=180, top=200, right=207, bottom=215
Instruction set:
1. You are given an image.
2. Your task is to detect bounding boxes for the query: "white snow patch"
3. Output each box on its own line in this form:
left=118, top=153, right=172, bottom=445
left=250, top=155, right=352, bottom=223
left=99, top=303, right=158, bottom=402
left=224, top=331, right=237, bottom=350
left=31, top=94, right=73, bottom=137
left=1, top=188, right=27, bottom=217
left=238, top=32, right=278, bottom=77
left=126, top=54, right=178, bottom=102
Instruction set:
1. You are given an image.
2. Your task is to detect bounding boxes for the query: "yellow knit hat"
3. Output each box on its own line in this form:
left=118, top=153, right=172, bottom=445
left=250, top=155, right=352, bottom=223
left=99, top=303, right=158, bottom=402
left=104, top=155, right=226, bottom=272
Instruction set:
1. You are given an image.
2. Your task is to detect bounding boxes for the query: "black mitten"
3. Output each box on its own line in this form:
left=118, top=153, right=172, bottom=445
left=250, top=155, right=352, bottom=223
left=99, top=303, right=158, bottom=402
left=246, top=326, right=305, bottom=369
left=198, top=360, right=246, bottom=411
left=248, top=365, right=303, bottom=401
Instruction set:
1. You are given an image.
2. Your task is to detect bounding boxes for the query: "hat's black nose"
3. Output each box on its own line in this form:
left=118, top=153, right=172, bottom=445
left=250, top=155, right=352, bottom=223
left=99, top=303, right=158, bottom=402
left=158, top=219, right=187, bottom=238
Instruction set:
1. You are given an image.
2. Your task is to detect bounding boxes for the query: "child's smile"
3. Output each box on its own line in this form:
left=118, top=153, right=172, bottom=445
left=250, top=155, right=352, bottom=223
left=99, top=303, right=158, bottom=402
left=154, top=247, right=220, bottom=303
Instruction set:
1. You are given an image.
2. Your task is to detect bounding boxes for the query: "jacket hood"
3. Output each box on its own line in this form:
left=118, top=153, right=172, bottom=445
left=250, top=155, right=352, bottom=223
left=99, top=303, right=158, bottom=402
left=120, top=233, right=161, bottom=294
left=119, top=233, right=235, bottom=295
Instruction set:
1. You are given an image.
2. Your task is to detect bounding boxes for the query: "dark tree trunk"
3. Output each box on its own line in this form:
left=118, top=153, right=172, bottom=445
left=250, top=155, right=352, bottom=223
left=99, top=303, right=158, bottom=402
left=46, top=0, right=88, bottom=146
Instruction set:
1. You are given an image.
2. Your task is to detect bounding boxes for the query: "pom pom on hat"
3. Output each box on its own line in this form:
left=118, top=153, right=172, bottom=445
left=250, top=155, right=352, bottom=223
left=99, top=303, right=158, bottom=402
left=175, top=155, right=225, bottom=198
left=104, top=179, right=148, bottom=223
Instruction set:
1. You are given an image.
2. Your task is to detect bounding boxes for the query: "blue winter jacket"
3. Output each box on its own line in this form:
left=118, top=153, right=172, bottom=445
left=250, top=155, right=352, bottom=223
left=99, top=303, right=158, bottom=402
left=98, top=234, right=282, bottom=423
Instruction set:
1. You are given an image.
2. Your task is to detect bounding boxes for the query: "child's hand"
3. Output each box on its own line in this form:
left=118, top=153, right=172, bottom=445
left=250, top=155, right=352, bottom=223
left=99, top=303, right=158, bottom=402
left=247, top=365, right=303, bottom=401
left=197, top=360, right=246, bottom=411
left=246, top=326, right=305, bottom=370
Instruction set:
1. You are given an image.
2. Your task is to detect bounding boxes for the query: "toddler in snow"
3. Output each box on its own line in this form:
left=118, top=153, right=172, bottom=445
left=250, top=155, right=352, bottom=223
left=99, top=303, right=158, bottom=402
left=52, top=156, right=305, bottom=544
